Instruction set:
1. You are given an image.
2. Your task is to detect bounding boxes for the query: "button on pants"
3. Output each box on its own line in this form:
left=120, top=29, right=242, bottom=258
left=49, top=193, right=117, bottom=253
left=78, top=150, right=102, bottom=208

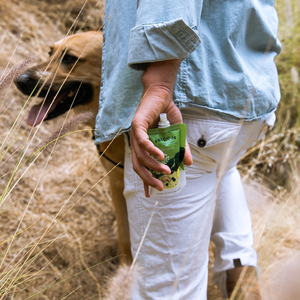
left=124, top=112, right=274, bottom=300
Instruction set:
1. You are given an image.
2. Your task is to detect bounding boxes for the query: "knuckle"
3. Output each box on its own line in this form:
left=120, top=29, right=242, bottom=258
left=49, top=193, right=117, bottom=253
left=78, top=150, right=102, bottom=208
left=135, top=152, right=144, bottom=163
left=131, top=118, right=140, bottom=129
left=137, top=138, right=147, bottom=149
left=138, top=156, right=152, bottom=170
left=132, top=165, right=138, bottom=173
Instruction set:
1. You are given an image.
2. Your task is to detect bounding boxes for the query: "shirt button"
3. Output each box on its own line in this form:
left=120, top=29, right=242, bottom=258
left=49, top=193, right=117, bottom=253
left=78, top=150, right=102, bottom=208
left=197, top=138, right=206, bottom=147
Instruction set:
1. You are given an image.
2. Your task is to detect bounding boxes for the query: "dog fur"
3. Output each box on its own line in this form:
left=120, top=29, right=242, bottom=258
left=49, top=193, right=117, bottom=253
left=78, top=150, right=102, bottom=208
left=14, top=31, right=132, bottom=265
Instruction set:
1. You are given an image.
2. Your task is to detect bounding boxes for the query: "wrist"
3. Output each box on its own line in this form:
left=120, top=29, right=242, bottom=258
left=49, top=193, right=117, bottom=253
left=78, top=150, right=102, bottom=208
left=142, top=59, right=182, bottom=94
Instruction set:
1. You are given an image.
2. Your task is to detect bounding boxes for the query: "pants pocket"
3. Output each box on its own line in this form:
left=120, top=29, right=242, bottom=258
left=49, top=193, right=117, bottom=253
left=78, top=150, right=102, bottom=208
left=183, top=116, right=241, bottom=174
left=256, top=113, right=276, bottom=142
left=184, top=117, right=241, bottom=148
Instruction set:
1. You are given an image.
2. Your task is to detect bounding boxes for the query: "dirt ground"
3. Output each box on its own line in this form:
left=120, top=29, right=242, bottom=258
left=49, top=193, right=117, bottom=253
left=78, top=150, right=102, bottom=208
left=1, top=1, right=300, bottom=299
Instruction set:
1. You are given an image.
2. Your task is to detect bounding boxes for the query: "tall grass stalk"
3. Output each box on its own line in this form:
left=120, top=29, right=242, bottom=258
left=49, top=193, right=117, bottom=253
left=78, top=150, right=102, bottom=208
left=0, top=2, right=115, bottom=298
left=0, top=0, right=300, bottom=299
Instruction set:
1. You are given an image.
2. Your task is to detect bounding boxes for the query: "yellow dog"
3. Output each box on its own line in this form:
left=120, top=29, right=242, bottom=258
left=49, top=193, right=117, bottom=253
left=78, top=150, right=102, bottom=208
left=14, top=31, right=132, bottom=265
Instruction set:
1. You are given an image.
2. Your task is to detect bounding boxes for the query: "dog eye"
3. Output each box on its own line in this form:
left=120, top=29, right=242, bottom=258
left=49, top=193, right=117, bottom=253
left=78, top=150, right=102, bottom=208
left=62, top=54, right=78, bottom=64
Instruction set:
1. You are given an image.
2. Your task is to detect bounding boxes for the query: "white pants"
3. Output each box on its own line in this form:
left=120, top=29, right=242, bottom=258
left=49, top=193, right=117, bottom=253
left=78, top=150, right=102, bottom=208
left=124, top=111, right=275, bottom=300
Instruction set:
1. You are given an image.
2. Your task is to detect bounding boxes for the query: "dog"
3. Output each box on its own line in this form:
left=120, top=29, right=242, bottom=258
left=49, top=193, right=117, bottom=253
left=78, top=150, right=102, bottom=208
left=14, top=31, right=132, bottom=265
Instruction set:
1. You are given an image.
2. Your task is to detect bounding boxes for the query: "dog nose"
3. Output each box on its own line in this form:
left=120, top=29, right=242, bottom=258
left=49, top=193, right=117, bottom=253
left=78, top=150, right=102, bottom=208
left=14, top=73, right=38, bottom=95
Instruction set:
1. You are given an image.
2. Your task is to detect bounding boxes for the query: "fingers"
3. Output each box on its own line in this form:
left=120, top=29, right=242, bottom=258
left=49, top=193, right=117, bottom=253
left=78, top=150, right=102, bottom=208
left=130, top=98, right=193, bottom=197
left=130, top=130, right=169, bottom=194
left=130, top=127, right=192, bottom=198
left=163, top=100, right=183, bottom=125
left=144, top=183, right=150, bottom=198
left=130, top=129, right=170, bottom=173
left=131, top=125, right=164, bottom=161
left=129, top=59, right=188, bottom=197
left=184, top=140, right=193, bottom=166
left=131, top=150, right=164, bottom=191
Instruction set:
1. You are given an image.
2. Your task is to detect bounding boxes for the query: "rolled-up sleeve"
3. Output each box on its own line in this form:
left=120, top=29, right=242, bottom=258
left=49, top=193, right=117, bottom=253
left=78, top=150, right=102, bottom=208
left=128, top=1, right=202, bottom=70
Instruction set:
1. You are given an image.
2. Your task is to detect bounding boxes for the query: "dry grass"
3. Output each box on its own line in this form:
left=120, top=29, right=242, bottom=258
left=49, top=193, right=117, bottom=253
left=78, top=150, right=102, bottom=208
left=105, top=265, right=140, bottom=300
left=0, top=1, right=119, bottom=299
left=0, top=0, right=300, bottom=299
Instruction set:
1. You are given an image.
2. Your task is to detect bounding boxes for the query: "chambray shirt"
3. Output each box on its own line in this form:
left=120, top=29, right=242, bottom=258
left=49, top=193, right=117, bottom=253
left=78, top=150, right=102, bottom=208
left=95, top=0, right=281, bottom=144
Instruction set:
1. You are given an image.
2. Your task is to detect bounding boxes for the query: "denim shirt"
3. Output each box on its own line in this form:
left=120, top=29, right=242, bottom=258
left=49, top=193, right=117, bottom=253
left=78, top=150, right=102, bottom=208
left=95, top=0, right=281, bottom=144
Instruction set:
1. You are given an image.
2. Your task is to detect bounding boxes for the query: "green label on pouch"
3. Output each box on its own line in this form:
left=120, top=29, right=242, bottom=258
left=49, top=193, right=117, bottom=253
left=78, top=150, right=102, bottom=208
left=147, top=123, right=186, bottom=190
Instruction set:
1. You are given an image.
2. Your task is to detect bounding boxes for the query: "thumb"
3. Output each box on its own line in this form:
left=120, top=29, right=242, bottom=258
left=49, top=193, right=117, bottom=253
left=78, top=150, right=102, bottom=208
left=184, top=140, right=193, bottom=166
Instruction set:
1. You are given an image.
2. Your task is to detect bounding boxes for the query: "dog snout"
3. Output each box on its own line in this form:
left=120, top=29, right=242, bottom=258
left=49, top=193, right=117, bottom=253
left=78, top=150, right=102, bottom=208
left=14, top=72, right=39, bottom=96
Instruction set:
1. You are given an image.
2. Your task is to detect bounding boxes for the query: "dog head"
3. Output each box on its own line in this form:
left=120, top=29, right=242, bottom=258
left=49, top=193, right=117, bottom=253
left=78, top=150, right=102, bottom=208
left=14, top=31, right=103, bottom=128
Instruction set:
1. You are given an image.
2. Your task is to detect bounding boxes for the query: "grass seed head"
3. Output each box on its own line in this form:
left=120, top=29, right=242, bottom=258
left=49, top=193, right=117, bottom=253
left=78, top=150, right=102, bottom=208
left=105, top=265, right=140, bottom=300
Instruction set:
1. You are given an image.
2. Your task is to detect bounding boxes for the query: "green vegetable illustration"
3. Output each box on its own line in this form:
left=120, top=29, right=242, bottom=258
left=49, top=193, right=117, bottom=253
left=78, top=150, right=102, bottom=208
left=158, top=171, right=179, bottom=189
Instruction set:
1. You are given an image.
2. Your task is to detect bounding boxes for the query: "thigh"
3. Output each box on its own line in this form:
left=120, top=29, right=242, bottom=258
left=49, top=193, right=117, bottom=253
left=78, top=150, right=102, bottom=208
left=213, top=167, right=251, bottom=234
left=124, top=135, right=217, bottom=300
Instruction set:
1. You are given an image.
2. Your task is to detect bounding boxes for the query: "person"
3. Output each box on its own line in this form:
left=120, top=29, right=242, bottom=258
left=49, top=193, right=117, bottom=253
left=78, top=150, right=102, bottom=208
left=95, top=0, right=281, bottom=299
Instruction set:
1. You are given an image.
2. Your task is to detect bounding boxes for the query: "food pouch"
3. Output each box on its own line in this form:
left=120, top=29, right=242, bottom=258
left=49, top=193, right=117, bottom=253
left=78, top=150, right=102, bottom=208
left=147, top=114, right=187, bottom=196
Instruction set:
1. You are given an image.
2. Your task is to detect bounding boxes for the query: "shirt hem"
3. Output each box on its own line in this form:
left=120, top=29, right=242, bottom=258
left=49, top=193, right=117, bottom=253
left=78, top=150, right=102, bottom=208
left=94, top=105, right=276, bottom=144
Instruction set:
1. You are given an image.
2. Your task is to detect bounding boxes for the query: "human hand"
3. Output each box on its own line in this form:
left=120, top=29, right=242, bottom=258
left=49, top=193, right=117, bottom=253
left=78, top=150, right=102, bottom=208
left=130, top=59, right=193, bottom=197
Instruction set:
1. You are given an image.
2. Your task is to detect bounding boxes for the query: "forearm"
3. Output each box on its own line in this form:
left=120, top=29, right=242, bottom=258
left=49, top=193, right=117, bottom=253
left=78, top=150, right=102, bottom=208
left=130, top=59, right=192, bottom=197
left=143, top=59, right=182, bottom=92
left=131, top=59, right=182, bottom=161
left=135, top=59, right=182, bottom=130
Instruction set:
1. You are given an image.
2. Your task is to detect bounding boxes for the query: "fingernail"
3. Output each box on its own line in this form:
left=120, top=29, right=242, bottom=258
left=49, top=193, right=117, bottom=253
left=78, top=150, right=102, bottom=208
left=162, top=167, right=170, bottom=175
left=155, top=185, right=163, bottom=191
